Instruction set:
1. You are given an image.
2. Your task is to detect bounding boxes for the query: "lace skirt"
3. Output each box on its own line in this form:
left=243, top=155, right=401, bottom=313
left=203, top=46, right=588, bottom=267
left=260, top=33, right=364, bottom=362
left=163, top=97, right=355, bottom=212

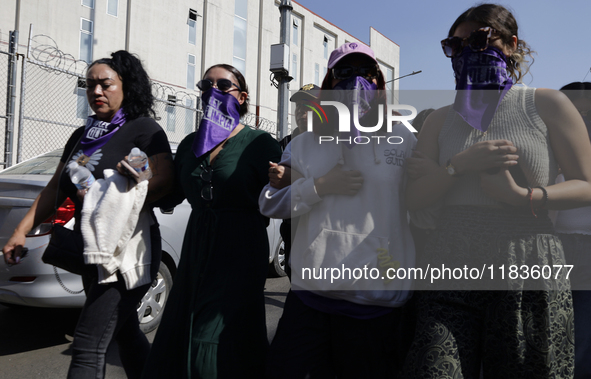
left=404, top=206, right=574, bottom=379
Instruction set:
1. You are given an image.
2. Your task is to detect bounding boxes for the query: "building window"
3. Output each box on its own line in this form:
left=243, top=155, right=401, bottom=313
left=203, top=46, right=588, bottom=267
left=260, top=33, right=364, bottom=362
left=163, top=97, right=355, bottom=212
left=76, top=78, right=90, bottom=119
left=82, top=0, right=94, bottom=8
left=185, top=98, right=195, bottom=134
left=107, top=0, right=118, bottom=16
left=80, top=18, right=93, bottom=63
left=292, top=19, right=298, bottom=46
left=188, top=9, right=197, bottom=45
left=235, top=0, right=247, bottom=19
left=166, top=95, right=176, bottom=132
left=292, top=53, right=298, bottom=82
left=233, top=0, right=248, bottom=75
left=188, top=19, right=196, bottom=45
left=323, top=66, right=327, bottom=79
left=187, top=54, right=196, bottom=90
left=314, top=63, right=319, bottom=86
left=323, top=36, right=329, bottom=59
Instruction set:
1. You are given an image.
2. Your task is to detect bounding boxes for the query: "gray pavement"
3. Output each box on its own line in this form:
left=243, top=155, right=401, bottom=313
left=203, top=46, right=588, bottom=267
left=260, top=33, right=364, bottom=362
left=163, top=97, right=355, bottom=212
left=0, top=276, right=290, bottom=379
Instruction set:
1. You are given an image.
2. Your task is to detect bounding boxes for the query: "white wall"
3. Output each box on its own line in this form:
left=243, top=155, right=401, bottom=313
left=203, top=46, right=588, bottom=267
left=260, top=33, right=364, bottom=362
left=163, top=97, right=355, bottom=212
left=1, top=0, right=401, bottom=135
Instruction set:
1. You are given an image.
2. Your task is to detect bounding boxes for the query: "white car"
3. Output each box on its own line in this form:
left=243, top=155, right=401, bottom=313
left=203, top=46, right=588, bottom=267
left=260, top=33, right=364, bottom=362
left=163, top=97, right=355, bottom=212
left=0, top=148, right=285, bottom=333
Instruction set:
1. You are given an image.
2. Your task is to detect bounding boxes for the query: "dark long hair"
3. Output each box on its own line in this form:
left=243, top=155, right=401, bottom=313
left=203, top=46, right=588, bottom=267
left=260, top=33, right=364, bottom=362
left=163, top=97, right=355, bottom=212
left=448, top=4, right=535, bottom=83
left=203, top=64, right=250, bottom=117
left=560, top=82, right=591, bottom=101
left=88, top=50, right=157, bottom=120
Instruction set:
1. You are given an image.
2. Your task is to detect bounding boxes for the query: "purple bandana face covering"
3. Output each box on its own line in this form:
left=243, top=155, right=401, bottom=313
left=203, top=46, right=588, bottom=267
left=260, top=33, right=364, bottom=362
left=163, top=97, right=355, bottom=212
left=332, top=76, right=378, bottom=147
left=452, top=46, right=513, bottom=132
left=80, top=108, right=127, bottom=157
left=192, top=88, right=241, bottom=158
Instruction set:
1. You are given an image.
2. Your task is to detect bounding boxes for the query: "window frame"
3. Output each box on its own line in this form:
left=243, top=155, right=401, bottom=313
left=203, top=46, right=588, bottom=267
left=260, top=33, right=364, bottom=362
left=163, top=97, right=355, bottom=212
left=106, top=0, right=118, bottom=17
left=187, top=54, right=196, bottom=90
left=79, top=18, right=94, bottom=63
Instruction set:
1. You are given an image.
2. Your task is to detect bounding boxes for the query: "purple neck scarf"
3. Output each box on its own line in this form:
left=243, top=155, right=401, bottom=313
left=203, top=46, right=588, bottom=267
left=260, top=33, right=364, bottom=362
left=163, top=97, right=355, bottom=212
left=192, top=88, right=241, bottom=158
left=452, top=46, right=513, bottom=133
left=80, top=108, right=127, bottom=157
left=333, top=76, right=377, bottom=148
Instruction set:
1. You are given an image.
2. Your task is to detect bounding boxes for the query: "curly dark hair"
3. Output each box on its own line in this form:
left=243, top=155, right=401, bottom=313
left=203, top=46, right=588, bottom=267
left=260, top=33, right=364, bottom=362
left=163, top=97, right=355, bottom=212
left=560, top=82, right=591, bottom=101
left=449, top=4, right=535, bottom=83
left=203, top=64, right=250, bottom=117
left=88, top=50, right=157, bottom=120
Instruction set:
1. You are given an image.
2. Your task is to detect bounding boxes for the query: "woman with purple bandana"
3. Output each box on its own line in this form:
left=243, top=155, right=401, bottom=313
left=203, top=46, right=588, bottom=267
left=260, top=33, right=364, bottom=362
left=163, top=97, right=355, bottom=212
left=142, top=64, right=281, bottom=378
left=553, top=82, right=591, bottom=379
left=261, top=43, right=416, bottom=378
left=2, top=50, right=174, bottom=378
left=403, top=4, right=591, bottom=378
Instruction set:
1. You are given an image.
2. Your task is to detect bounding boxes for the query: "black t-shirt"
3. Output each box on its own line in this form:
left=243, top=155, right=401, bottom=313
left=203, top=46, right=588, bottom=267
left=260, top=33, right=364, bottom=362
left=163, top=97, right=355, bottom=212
left=59, top=117, right=171, bottom=227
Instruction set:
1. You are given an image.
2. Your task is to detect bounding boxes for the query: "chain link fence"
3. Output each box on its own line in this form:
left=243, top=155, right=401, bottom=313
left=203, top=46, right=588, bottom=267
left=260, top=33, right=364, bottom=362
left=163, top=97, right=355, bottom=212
left=0, top=51, right=9, bottom=164
left=0, top=32, right=278, bottom=167
left=152, top=83, right=201, bottom=145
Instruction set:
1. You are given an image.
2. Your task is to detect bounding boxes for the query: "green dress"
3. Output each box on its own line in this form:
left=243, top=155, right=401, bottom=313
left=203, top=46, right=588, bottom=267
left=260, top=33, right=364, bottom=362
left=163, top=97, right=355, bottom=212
left=143, top=127, right=282, bottom=379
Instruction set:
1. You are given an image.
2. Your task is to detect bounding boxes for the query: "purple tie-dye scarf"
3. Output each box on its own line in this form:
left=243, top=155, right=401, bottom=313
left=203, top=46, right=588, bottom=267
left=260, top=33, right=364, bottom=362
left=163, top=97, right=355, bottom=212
left=452, top=46, right=513, bottom=133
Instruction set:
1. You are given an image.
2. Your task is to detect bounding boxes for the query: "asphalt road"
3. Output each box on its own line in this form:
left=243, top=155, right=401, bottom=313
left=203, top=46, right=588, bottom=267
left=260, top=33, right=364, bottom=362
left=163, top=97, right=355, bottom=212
left=0, top=276, right=290, bottom=379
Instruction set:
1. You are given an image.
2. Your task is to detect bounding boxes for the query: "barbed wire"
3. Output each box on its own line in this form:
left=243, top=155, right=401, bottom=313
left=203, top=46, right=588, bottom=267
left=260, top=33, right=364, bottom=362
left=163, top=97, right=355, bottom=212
left=29, top=34, right=88, bottom=76
left=242, top=113, right=278, bottom=135
left=151, top=82, right=199, bottom=105
left=21, top=33, right=277, bottom=138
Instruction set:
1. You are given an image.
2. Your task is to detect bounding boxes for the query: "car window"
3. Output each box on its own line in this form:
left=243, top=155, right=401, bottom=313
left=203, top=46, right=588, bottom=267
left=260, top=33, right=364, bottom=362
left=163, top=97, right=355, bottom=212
left=0, top=149, right=63, bottom=176
left=0, top=144, right=177, bottom=176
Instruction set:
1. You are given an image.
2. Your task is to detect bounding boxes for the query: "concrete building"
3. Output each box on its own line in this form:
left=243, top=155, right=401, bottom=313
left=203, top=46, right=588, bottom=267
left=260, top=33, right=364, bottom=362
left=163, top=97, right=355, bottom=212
left=0, top=0, right=400, bottom=151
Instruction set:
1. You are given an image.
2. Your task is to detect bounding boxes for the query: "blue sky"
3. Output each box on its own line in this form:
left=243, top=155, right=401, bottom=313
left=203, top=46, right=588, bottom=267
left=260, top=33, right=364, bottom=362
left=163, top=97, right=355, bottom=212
left=294, top=0, right=591, bottom=92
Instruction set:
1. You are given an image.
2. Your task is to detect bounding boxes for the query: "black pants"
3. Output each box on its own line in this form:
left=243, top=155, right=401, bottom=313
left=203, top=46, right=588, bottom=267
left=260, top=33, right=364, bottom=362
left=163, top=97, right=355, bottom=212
left=67, top=222, right=161, bottom=379
left=266, top=291, right=407, bottom=379
left=67, top=274, right=152, bottom=379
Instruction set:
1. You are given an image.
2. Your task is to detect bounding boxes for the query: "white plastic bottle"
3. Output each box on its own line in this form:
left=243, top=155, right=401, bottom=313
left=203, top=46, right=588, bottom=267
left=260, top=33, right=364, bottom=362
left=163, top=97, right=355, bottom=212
left=127, top=147, right=152, bottom=181
left=68, top=162, right=96, bottom=190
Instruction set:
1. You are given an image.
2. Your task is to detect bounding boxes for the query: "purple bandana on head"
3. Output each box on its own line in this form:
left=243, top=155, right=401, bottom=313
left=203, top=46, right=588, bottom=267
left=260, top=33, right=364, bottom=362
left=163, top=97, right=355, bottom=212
left=80, top=108, right=127, bottom=157
left=452, top=46, right=513, bottom=133
left=192, top=88, right=241, bottom=158
left=332, top=76, right=378, bottom=148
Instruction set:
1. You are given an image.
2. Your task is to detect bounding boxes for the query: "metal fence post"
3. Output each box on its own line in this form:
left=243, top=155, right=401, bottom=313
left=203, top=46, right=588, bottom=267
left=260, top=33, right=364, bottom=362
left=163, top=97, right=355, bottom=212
left=16, top=55, right=27, bottom=164
left=4, top=30, right=18, bottom=167
left=276, top=0, right=292, bottom=140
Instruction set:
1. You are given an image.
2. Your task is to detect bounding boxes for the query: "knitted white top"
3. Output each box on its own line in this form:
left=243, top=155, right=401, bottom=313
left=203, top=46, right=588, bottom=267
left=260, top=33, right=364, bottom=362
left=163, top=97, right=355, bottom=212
left=438, top=86, right=559, bottom=207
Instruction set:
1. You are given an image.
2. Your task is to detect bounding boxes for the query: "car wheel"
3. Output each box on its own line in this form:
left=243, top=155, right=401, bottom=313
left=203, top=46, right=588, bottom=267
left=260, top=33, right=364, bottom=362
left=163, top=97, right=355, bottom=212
left=137, top=262, right=173, bottom=334
left=268, top=237, right=287, bottom=278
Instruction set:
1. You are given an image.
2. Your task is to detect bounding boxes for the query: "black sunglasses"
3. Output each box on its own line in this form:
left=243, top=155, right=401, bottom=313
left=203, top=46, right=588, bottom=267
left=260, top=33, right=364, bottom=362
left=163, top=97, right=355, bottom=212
left=197, top=78, right=242, bottom=93
left=200, top=163, right=213, bottom=201
left=332, top=64, right=379, bottom=81
left=441, top=27, right=496, bottom=58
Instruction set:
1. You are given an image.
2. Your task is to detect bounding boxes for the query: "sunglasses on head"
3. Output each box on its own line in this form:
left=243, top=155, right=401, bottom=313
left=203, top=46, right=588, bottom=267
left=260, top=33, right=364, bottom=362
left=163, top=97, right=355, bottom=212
left=441, top=26, right=496, bottom=58
left=332, top=64, right=379, bottom=81
left=197, top=78, right=242, bottom=93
